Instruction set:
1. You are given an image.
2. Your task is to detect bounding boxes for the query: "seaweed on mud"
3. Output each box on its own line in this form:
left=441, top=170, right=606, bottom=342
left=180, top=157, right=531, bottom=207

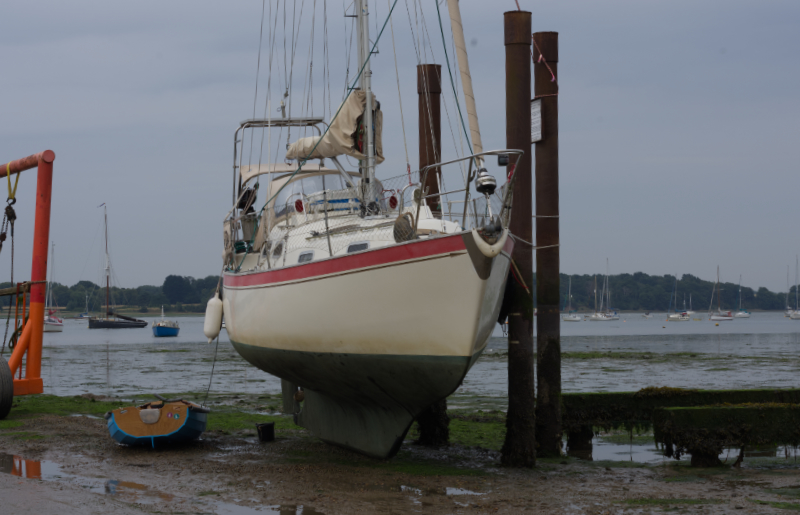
left=634, top=387, right=697, bottom=398
left=562, top=388, right=800, bottom=437
left=653, top=404, right=800, bottom=467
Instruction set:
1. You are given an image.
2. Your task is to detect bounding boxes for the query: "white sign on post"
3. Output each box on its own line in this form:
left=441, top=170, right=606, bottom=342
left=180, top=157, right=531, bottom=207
left=531, top=99, right=542, bottom=143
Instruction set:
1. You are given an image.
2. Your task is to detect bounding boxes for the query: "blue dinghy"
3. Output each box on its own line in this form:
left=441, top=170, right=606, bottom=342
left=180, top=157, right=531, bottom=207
left=105, top=397, right=208, bottom=447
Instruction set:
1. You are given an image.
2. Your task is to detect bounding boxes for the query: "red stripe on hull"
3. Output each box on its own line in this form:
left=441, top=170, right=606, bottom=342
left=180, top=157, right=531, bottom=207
left=225, top=233, right=468, bottom=288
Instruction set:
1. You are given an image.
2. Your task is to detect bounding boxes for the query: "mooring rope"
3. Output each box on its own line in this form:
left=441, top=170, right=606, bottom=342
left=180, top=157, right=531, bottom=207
left=202, top=334, right=221, bottom=408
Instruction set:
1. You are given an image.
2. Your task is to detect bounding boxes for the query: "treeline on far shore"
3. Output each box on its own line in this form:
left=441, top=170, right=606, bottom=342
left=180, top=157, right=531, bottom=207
left=0, top=271, right=795, bottom=314
left=0, top=275, right=218, bottom=314
left=555, top=272, right=797, bottom=312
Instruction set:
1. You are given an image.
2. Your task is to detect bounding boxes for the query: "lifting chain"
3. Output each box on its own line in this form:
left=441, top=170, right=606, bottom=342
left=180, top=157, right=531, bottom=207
left=0, top=199, right=17, bottom=357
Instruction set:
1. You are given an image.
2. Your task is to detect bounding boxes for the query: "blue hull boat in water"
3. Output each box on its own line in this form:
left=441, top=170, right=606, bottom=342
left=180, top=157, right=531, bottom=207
left=105, top=399, right=208, bottom=447
left=152, top=325, right=179, bottom=337
left=152, top=306, right=180, bottom=337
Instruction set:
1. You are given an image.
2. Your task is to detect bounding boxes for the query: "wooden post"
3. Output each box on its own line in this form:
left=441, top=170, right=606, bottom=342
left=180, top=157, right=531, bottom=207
left=415, top=63, right=449, bottom=446
left=417, top=64, right=442, bottom=215
left=533, top=31, right=562, bottom=457
left=500, top=10, right=536, bottom=468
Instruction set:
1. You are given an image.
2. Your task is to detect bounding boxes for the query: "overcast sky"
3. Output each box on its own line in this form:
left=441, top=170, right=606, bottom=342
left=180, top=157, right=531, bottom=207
left=1, top=0, right=798, bottom=292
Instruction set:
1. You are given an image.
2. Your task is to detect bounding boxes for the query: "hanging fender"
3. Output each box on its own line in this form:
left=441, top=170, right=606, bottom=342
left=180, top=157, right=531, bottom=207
left=470, top=228, right=508, bottom=258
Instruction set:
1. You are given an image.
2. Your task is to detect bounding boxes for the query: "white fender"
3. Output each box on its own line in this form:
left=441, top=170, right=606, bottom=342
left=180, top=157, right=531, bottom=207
left=203, top=292, right=223, bottom=343
left=471, top=228, right=508, bottom=258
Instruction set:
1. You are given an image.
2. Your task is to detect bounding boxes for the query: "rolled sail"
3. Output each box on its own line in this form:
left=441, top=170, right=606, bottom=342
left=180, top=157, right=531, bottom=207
left=286, top=90, right=384, bottom=164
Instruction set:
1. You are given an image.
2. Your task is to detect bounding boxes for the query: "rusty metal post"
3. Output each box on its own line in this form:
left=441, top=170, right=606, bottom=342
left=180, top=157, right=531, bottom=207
left=533, top=31, right=562, bottom=457
left=501, top=10, right=536, bottom=468
left=415, top=63, right=449, bottom=446
left=417, top=64, right=442, bottom=215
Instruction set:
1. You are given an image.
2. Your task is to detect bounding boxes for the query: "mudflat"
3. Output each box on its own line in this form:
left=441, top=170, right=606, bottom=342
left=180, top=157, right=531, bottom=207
left=1, top=395, right=799, bottom=514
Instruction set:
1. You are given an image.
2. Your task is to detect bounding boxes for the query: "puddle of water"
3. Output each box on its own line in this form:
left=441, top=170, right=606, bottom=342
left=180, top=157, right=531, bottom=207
left=445, top=487, right=486, bottom=496
left=214, top=503, right=325, bottom=514
left=568, top=439, right=800, bottom=466
left=0, top=453, right=325, bottom=513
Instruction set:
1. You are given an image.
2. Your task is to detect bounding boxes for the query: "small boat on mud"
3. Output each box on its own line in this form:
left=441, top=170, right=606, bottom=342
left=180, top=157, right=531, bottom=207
left=152, top=306, right=180, bottom=337
left=105, top=396, right=208, bottom=447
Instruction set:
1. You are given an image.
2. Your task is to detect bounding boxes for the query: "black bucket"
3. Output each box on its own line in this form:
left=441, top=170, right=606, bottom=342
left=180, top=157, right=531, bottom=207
left=255, top=422, right=275, bottom=442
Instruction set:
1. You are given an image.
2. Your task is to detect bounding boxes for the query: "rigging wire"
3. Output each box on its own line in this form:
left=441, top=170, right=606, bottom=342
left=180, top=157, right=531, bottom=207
left=257, top=0, right=282, bottom=167
left=248, top=0, right=268, bottom=169
left=434, top=0, right=473, bottom=157
left=234, top=0, right=403, bottom=273
left=387, top=0, right=410, bottom=176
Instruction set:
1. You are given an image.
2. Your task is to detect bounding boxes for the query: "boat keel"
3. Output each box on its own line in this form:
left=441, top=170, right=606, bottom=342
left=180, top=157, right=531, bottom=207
left=294, top=388, right=412, bottom=459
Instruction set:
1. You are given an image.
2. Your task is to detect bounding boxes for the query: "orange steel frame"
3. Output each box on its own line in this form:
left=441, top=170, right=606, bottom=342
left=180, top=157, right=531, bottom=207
left=0, top=150, right=54, bottom=396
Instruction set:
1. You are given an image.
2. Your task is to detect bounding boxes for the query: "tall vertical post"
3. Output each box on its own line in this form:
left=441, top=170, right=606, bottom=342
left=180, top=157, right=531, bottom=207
left=356, top=0, right=375, bottom=200
left=23, top=154, right=53, bottom=390
left=417, top=64, right=442, bottom=215
left=415, top=63, right=448, bottom=446
left=1, top=150, right=55, bottom=397
left=533, top=31, right=562, bottom=457
left=501, top=10, right=536, bottom=468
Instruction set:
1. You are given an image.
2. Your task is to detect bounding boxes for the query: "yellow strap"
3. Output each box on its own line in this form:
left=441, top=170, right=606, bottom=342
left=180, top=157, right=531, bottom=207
left=6, top=162, right=19, bottom=201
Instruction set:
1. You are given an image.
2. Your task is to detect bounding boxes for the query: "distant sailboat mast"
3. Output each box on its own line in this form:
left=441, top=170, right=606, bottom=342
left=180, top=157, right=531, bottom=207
left=104, top=205, right=110, bottom=320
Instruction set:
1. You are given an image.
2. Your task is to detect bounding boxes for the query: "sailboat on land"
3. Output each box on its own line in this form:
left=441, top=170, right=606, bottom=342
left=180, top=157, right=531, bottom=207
left=562, top=276, right=581, bottom=322
left=88, top=205, right=147, bottom=329
left=43, top=242, right=64, bottom=333
left=212, top=1, right=520, bottom=458
left=709, top=267, right=733, bottom=321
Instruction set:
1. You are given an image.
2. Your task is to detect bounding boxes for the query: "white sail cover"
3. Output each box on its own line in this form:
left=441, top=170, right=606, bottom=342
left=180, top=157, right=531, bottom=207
left=285, top=90, right=384, bottom=164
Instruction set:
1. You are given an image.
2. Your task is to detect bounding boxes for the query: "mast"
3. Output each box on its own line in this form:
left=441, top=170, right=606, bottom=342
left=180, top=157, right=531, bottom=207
left=738, top=274, right=742, bottom=311
left=446, top=0, right=484, bottom=164
left=796, top=255, right=798, bottom=311
left=45, top=242, right=53, bottom=312
left=717, top=266, right=721, bottom=313
left=567, top=276, right=571, bottom=311
left=104, top=205, right=110, bottom=319
left=356, top=0, right=376, bottom=200
left=787, top=265, right=791, bottom=310
left=593, top=275, right=597, bottom=313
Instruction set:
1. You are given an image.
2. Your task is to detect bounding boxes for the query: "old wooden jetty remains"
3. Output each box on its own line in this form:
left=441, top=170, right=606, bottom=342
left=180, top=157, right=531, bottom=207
left=563, top=387, right=800, bottom=466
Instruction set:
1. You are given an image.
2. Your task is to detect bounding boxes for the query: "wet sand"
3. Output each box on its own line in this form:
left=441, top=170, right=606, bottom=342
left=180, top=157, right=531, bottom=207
left=2, top=411, right=800, bottom=514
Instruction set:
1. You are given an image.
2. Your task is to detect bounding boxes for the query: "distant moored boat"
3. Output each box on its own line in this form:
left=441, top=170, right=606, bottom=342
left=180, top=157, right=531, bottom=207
left=152, top=306, right=180, bottom=337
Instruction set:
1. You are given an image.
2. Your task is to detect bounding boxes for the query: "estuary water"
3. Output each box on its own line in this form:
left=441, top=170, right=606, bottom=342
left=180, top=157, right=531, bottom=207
left=20, top=312, right=800, bottom=405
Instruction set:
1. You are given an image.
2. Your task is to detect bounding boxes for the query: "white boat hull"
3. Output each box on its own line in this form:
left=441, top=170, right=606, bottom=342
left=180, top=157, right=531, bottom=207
left=562, top=315, right=581, bottom=322
left=43, top=322, right=63, bottom=332
left=667, top=315, right=690, bottom=322
left=223, top=232, right=513, bottom=457
left=44, top=317, right=63, bottom=332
